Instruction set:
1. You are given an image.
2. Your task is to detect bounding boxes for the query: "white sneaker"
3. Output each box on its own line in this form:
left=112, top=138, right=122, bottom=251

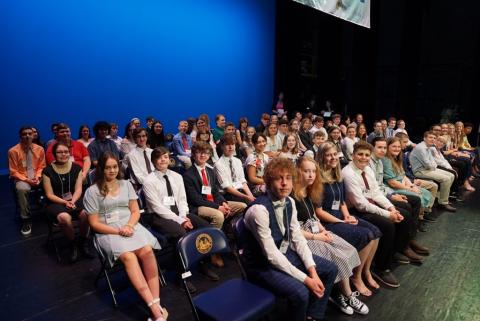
left=348, top=291, right=369, bottom=315
left=329, top=293, right=354, bottom=315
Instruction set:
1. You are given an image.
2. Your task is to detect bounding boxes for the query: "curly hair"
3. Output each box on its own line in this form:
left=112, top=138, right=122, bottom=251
left=263, top=157, right=296, bottom=190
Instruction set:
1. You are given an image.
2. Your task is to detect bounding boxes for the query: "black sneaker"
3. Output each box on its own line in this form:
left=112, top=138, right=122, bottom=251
left=372, top=269, right=400, bottom=288
left=329, top=293, right=353, bottom=315
left=21, top=223, right=32, bottom=236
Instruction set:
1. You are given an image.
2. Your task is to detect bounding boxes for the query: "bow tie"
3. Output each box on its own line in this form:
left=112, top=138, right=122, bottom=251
left=272, top=200, right=285, bottom=209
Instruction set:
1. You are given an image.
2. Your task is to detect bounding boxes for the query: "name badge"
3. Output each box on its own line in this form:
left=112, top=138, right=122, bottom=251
left=234, top=181, right=243, bottom=190
left=201, top=186, right=212, bottom=195
left=62, top=192, right=73, bottom=201
left=105, top=211, right=120, bottom=224
left=332, top=200, right=340, bottom=211
left=163, top=196, right=175, bottom=206
left=311, top=223, right=320, bottom=234
left=279, top=239, right=289, bottom=254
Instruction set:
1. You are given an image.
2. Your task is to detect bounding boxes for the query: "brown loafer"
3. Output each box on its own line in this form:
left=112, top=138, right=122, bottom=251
left=403, top=247, right=423, bottom=264
left=410, top=240, right=430, bottom=256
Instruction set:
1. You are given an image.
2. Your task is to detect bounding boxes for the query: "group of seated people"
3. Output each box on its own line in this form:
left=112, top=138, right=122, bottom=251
left=8, top=111, right=478, bottom=321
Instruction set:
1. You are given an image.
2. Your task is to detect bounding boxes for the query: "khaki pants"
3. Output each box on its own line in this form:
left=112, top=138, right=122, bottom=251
left=197, top=201, right=246, bottom=229
left=415, top=169, right=454, bottom=205
left=15, top=181, right=32, bottom=220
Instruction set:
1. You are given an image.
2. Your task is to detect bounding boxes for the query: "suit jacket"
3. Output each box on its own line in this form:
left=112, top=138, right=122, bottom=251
left=183, top=165, right=226, bottom=213
left=299, top=130, right=313, bottom=150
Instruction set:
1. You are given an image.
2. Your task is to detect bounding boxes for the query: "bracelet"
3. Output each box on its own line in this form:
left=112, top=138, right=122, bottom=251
left=126, top=224, right=135, bottom=229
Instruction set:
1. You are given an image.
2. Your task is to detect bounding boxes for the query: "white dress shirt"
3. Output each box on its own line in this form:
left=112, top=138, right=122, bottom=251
left=342, top=162, right=394, bottom=218
left=308, top=126, right=327, bottom=138
left=341, top=137, right=358, bottom=161
left=244, top=197, right=316, bottom=283
left=214, top=155, right=247, bottom=193
left=125, top=146, right=154, bottom=186
left=142, top=169, right=189, bottom=225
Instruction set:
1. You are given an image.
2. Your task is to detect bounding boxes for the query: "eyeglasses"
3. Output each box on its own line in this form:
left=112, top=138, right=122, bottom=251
left=56, top=150, right=70, bottom=154
left=196, top=151, right=211, bottom=156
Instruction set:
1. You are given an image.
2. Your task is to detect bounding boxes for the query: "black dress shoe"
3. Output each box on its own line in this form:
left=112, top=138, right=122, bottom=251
left=439, top=204, right=457, bottom=212
left=393, top=253, right=410, bottom=264
left=199, top=263, right=220, bottom=281
left=372, top=269, right=400, bottom=288
left=423, top=213, right=437, bottom=223
left=410, top=240, right=430, bottom=256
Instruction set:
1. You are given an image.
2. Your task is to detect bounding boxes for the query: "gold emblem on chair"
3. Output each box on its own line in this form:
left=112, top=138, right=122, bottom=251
left=195, top=233, right=213, bottom=254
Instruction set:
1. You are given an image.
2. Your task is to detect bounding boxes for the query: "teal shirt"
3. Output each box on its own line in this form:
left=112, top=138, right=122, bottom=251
left=381, top=157, right=404, bottom=183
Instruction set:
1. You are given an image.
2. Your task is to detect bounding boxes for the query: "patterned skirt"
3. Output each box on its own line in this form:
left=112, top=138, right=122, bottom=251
left=302, top=219, right=360, bottom=283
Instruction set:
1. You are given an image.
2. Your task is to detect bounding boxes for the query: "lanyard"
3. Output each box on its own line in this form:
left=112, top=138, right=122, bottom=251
left=302, top=197, right=316, bottom=220
left=56, top=169, right=71, bottom=197
left=328, top=183, right=341, bottom=203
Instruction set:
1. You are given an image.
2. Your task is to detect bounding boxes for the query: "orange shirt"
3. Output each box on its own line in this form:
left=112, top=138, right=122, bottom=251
left=8, top=143, right=46, bottom=181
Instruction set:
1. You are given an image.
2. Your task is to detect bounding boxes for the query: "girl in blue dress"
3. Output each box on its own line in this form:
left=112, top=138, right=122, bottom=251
left=316, top=142, right=382, bottom=296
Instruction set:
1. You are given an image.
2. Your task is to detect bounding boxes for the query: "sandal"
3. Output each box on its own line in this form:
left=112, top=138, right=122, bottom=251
left=147, top=298, right=169, bottom=321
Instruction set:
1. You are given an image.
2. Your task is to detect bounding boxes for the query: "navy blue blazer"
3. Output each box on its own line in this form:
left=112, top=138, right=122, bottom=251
left=183, top=165, right=226, bottom=213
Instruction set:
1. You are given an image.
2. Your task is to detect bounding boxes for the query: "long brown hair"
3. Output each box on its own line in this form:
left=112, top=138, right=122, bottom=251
left=293, top=156, right=323, bottom=206
left=281, top=134, right=299, bottom=154
left=95, top=152, right=124, bottom=197
left=386, top=137, right=405, bottom=175
left=316, top=142, right=342, bottom=184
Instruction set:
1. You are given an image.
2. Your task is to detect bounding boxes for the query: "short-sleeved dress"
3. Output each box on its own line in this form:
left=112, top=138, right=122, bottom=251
left=83, top=180, right=161, bottom=267
left=381, top=157, right=433, bottom=208
left=322, top=181, right=381, bottom=251
left=295, top=197, right=360, bottom=283
left=44, top=163, right=84, bottom=222
left=244, top=152, right=269, bottom=196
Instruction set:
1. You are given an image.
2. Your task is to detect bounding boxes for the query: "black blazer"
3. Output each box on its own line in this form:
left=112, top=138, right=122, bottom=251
left=183, top=165, right=226, bottom=213
left=299, top=130, right=313, bottom=150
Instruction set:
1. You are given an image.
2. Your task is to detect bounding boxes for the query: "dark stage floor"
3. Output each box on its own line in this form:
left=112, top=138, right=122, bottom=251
left=1, top=176, right=479, bottom=321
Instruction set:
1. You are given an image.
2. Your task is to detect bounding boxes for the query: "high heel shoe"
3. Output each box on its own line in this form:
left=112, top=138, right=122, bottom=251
left=147, top=298, right=169, bottom=321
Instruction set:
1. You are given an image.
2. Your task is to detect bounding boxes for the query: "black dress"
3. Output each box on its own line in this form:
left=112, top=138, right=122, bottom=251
left=322, top=181, right=381, bottom=251
left=44, top=163, right=84, bottom=222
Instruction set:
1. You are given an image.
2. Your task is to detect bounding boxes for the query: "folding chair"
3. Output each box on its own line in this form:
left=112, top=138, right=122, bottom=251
left=177, top=227, right=275, bottom=321
left=92, top=233, right=168, bottom=308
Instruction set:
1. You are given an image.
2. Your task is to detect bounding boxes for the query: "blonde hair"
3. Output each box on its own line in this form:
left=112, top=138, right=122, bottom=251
left=316, top=142, right=343, bottom=184
left=293, top=156, right=323, bottom=206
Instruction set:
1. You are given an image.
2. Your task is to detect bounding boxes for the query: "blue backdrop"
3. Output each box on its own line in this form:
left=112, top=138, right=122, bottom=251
left=0, top=0, right=276, bottom=172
